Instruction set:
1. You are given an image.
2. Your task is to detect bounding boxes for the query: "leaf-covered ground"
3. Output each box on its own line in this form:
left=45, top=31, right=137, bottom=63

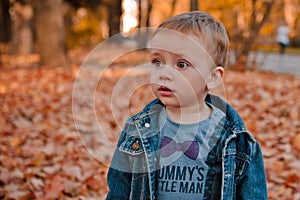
left=0, top=51, right=300, bottom=199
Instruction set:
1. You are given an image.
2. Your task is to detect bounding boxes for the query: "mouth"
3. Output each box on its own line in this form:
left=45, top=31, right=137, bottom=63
left=158, top=86, right=174, bottom=96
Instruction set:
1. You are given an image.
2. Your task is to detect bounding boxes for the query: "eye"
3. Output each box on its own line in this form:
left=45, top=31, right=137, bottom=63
left=176, top=61, right=190, bottom=69
left=152, top=58, right=163, bottom=67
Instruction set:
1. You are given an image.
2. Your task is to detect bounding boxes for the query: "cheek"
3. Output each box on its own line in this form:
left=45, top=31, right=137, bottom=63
left=150, top=69, right=159, bottom=82
left=186, top=74, right=207, bottom=92
left=150, top=82, right=158, bottom=90
left=190, top=68, right=208, bottom=83
left=149, top=72, right=159, bottom=91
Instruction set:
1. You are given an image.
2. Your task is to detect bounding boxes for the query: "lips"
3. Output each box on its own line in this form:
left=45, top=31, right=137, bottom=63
left=158, top=86, right=174, bottom=96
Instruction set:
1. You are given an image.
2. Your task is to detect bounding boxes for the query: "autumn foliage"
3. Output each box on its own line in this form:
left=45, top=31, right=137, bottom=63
left=0, top=50, right=300, bottom=199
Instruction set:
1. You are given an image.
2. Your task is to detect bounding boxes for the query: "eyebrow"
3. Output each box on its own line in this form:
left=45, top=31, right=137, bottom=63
left=150, top=49, right=187, bottom=59
left=149, top=51, right=160, bottom=57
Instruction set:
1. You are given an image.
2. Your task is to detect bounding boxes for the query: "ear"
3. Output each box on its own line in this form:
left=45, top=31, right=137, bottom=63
left=207, top=67, right=224, bottom=90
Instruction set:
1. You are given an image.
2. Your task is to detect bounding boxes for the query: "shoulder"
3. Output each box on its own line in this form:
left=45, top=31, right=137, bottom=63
left=129, top=98, right=163, bottom=121
left=116, top=99, right=163, bottom=153
left=206, top=94, right=258, bottom=148
left=118, top=98, right=163, bottom=138
left=206, top=94, right=247, bottom=131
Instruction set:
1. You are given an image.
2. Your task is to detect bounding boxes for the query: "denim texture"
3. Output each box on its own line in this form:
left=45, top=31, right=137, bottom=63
left=106, top=94, right=268, bottom=200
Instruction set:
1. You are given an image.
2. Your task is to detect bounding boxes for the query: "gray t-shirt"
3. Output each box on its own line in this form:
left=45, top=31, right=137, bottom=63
left=157, top=105, right=224, bottom=200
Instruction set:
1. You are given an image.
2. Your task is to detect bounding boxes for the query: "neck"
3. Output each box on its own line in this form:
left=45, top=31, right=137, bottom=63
left=166, top=102, right=212, bottom=124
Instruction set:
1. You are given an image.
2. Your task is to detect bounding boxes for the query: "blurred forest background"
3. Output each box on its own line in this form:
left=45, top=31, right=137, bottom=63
left=1, top=0, right=300, bottom=199
left=0, top=0, right=300, bottom=68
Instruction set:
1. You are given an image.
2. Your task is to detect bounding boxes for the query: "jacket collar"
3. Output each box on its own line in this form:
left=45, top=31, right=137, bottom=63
left=131, top=94, right=249, bottom=135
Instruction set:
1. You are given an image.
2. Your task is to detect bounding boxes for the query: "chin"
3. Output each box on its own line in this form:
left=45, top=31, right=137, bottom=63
left=157, top=96, right=180, bottom=107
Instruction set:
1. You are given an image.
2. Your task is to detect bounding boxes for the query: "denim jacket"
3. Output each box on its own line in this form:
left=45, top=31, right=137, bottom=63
left=106, top=94, right=268, bottom=200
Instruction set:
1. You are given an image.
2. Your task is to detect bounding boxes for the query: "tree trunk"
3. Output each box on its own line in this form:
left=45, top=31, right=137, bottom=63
left=170, top=0, right=177, bottom=17
left=0, top=0, right=11, bottom=42
left=0, top=0, right=11, bottom=65
left=145, top=0, right=153, bottom=27
left=190, top=0, right=198, bottom=11
left=233, top=0, right=274, bottom=70
left=34, top=0, right=68, bottom=68
left=107, top=0, right=122, bottom=37
left=11, top=0, right=33, bottom=55
left=138, top=0, right=142, bottom=28
left=284, top=0, right=298, bottom=37
left=137, top=0, right=143, bottom=48
left=137, top=0, right=153, bottom=48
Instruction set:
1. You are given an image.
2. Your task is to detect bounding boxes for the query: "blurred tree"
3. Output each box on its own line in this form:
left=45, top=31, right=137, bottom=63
left=146, top=0, right=153, bottom=27
left=138, top=0, right=142, bottom=27
left=34, top=0, right=68, bottom=68
left=65, top=0, right=102, bottom=10
left=0, top=0, right=11, bottom=42
left=170, top=0, right=177, bottom=16
left=137, top=0, right=153, bottom=48
left=200, top=0, right=281, bottom=69
left=137, top=0, right=153, bottom=28
left=283, top=0, right=299, bottom=37
left=231, top=0, right=275, bottom=70
left=64, top=0, right=107, bottom=48
left=190, top=0, right=198, bottom=11
left=105, top=0, right=122, bottom=37
left=10, top=0, right=33, bottom=55
left=65, top=6, right=104, bottom=48
left=0, top=0, right=9, bottom=65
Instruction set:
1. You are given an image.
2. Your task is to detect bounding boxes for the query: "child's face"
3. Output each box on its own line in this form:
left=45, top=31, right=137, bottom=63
left=150, top=29, right=215, bottom=109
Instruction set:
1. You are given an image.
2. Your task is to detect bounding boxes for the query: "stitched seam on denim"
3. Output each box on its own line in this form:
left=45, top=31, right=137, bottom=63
left=119, top=149, right=145, bottom=155
left=140, top=173, right=145, bottom=200
left=236, top=154, right=251, bottom=163
left=221, top=133, right=237, bottom=200
left=231, top=129, right=256, bottom=143
left=133, top=174, right=148, bottom=180
left=135, top=121, right=153, bottom=200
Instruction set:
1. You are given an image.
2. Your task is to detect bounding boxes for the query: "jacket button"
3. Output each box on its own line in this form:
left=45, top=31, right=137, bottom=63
left=145, top=123, right=150, bottom=128
left=132, top=140, right=140, bottom=150
left=215, top=110, right=219, bottom=116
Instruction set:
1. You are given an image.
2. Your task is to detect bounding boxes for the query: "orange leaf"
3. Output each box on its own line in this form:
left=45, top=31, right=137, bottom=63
left=85, top=175, right=102, bottom=191
left=44, top=175, right=64, bottom=199
left=10, top=136, right=21, bottom=148
left=291, top=134, right=300, bottom=153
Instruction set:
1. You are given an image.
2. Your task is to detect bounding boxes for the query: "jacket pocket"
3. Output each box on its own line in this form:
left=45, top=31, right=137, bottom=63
left=119, top=136, right=145, bottom=155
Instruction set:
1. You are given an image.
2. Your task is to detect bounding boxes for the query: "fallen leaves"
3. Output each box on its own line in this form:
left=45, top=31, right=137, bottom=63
left=43, top=175, right=64, bottom=199
left=224, top=70, right=300, bottom=199
left=0, top=66, right=109, bottom=199
left=0, top=50, right=300, bottom=199
left=292, top=134, right=300, bottom=153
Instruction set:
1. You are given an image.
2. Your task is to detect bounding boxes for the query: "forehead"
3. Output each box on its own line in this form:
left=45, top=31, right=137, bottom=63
left=150, top=29, right=216, bottom=68
left=151, top=29, right=208, bottom=58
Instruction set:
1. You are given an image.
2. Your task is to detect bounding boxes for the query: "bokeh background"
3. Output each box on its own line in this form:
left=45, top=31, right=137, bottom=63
left=0, top=0, right=300, bottom=199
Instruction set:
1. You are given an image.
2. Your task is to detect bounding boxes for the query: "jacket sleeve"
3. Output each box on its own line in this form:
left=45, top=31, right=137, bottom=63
left=236, top=141, right=268, bottom=200
left=106, top=124, right=133, bottom=199
left=106, top=161, right=132, bottom=199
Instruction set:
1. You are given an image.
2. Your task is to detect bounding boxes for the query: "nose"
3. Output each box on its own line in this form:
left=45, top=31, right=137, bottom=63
left=159, top=65, right=173, bottom=81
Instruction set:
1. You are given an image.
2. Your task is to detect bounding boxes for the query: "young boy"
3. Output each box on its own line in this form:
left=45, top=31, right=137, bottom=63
left=106, top=11, right=267, bottom=200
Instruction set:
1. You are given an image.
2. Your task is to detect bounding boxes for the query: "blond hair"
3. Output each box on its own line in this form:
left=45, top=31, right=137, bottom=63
left=155, top=11, right=229, bottom=68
